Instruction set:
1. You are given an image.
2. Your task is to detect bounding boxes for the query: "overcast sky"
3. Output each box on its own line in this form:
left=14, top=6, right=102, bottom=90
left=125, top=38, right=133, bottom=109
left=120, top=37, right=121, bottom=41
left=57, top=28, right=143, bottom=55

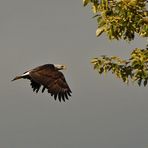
left=0, top=0, right=148, bottom=148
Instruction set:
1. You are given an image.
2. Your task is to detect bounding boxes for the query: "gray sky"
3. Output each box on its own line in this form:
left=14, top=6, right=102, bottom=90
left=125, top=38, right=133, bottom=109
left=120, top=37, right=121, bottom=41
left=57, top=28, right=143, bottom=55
left=0, top=0, right=148, bottom=148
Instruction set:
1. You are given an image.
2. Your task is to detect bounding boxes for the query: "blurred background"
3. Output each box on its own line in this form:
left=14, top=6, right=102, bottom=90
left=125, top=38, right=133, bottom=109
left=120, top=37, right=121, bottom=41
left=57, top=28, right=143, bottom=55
left=0, top=0, right=147, bottom=148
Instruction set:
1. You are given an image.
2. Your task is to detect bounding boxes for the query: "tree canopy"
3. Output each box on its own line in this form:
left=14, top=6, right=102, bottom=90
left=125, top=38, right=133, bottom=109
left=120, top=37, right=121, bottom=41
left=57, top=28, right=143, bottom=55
left=83, top=0, right=148, bottom=86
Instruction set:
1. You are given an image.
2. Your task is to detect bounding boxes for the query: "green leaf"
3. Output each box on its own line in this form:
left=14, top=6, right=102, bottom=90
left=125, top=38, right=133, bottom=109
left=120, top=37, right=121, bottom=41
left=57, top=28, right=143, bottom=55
left=96, top=26, right=105, bottom=37
left=144, top=79, right=147, bottom=86
left=138, top=78, right=142, bottom=86
left=92, top=14, right=99, bottom=18
left=83, top=0, right=90, bottom=6
left=99, top=67, right=104, bottom=74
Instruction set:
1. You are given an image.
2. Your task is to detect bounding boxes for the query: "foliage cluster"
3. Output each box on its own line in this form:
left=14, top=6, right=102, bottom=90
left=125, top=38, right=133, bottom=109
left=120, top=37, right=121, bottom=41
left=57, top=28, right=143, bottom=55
left=83, top=0, right=148, bottom=86
left=83, top=0, right=148, bottom=40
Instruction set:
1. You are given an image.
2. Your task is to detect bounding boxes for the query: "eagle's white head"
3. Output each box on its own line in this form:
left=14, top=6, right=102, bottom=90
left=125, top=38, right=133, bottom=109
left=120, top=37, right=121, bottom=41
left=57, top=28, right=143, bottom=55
left=54, top=64, right=67, bottom=70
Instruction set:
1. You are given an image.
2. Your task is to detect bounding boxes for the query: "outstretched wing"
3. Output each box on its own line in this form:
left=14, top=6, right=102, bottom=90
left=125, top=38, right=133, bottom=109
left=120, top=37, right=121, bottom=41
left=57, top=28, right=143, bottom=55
left=29, top=65, right=72, bottom=101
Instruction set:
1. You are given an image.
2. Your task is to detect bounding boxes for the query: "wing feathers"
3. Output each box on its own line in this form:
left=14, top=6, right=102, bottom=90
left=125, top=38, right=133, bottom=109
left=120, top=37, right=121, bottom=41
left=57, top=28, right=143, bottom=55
left=30, top=80, right=41, bottom=93
left=42, top=86, right=46, bottom=93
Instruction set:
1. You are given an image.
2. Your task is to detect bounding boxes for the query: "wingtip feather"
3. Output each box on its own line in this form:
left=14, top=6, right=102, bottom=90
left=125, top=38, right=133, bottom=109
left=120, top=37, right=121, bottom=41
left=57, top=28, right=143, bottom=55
left=11, top=76, right=22, bottom=81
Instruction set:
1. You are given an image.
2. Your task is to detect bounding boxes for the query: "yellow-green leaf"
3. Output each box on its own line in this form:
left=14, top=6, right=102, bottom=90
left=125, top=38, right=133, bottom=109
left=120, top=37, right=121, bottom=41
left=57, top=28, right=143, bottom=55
left=96, top=26, right=105, bottom=37
left=83, top=0, right=90, bottom=6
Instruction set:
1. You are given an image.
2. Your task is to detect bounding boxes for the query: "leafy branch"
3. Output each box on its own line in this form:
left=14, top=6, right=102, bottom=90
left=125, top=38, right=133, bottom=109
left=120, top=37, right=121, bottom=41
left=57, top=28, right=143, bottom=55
left=91, top=46, right=148, bottom=86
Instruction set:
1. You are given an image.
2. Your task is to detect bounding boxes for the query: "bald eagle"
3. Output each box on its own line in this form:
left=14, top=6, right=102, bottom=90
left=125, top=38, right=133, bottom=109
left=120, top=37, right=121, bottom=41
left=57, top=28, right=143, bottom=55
left=12, top=64, right=72, bottom=102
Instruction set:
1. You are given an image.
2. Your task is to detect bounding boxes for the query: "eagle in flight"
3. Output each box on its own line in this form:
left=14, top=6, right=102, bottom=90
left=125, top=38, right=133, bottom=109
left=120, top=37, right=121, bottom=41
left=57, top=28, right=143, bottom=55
left=12, top=64, right=72, bottom=102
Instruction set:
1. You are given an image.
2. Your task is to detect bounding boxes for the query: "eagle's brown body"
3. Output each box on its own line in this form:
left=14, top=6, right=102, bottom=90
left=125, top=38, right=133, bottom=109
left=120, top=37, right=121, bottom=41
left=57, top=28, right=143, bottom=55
left=12, top=64, right=72, bottom=102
